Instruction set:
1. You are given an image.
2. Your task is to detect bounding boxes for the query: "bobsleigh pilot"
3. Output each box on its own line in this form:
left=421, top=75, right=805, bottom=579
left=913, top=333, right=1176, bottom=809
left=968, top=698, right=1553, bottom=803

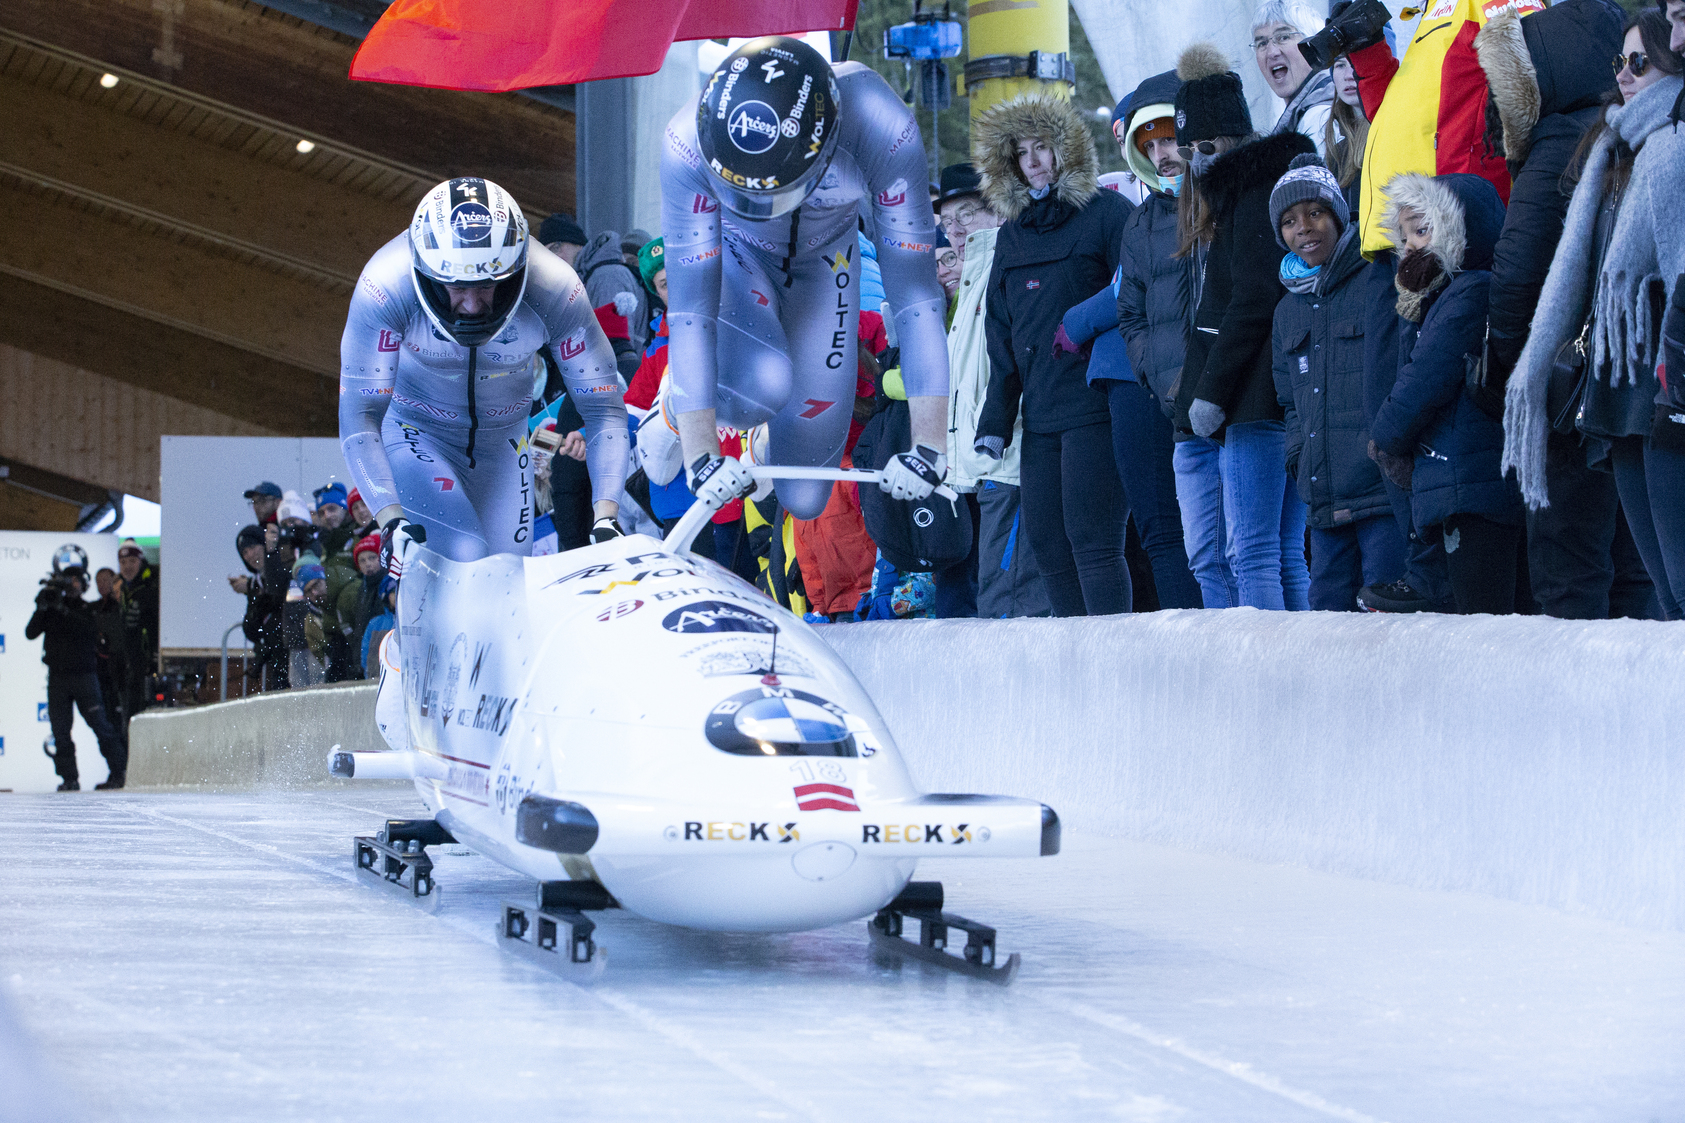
left=339, top=176, right=631, bottom=569
left=660, top=36, right=951, bottom=519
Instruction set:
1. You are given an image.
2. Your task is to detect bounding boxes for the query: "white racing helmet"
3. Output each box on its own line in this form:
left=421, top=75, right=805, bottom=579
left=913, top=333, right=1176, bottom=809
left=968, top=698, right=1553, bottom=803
left=408, top=177, right=529, bottom=346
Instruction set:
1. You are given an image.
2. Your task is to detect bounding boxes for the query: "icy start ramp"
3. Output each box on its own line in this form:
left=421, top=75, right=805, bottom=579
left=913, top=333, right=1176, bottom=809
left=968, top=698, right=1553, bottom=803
left=123, top=610, right=1684, bottom=932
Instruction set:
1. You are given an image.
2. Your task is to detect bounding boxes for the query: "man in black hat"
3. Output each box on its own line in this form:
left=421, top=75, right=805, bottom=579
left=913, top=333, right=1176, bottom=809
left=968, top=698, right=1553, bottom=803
left=538, top=213, right=588, bottom=267
left=934, top=162, right=1002, bottom=270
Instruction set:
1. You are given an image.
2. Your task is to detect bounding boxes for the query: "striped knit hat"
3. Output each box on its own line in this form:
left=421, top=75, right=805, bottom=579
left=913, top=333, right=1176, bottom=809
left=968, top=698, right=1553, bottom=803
left=1270, top=153, right=1349, bottom=249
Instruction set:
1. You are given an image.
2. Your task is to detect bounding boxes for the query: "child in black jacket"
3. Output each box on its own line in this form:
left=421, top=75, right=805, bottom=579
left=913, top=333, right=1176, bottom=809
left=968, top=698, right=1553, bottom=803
left=1269, top=155, right=1405, bottom=610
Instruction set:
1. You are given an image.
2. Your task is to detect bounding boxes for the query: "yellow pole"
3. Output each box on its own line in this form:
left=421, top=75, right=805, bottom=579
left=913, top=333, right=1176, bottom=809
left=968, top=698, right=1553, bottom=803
left=966, top=0, right=1071, bottom=123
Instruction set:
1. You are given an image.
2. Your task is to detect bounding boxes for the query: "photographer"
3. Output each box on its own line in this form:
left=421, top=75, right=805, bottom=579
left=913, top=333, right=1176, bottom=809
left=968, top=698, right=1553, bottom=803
left=25, top=562, right=127, bottom=791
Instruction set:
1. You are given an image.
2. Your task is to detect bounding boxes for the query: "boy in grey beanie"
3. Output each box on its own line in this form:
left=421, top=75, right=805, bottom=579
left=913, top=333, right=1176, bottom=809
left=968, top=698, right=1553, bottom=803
left=1269, top=154, right=1405, bottom=609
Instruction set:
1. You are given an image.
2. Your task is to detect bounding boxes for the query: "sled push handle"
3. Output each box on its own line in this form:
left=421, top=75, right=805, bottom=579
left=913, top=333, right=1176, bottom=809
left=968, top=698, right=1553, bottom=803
left=662, top=465, right=959, bottom=555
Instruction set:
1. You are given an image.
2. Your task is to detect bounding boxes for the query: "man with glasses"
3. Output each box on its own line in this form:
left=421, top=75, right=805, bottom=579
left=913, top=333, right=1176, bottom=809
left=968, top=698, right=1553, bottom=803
left=1251, top=1, right=1336, bottom=158
left=935, top=162, right=1048, bottom=618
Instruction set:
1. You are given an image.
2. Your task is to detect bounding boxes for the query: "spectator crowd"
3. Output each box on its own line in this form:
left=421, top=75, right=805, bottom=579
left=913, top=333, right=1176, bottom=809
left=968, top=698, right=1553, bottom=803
left=231, top=0, right=1685, bottom=690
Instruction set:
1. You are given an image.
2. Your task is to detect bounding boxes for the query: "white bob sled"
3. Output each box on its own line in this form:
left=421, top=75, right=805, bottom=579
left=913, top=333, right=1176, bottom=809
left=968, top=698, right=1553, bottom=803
left=333, top=464, right=1059, bottom=982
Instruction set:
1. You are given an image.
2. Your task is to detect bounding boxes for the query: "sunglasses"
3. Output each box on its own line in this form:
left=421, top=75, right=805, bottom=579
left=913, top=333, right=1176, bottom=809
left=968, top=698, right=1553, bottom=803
left=1613, top=51, right=1652, bottom=77
left=1176, top=141, right=1220, bottom=160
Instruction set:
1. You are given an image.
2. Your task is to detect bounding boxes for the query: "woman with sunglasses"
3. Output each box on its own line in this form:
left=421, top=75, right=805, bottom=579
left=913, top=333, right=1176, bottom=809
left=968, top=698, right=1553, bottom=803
left=1503, top=8, right=1685, bottom=619
left=1172, top=43, right=1315, bottom=611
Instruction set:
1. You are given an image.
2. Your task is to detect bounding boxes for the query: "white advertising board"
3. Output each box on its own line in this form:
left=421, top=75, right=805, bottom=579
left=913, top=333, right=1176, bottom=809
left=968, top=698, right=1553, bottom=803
left=159, top=436, right=350, bottom=651
left=0, top=531, right=124, bottom=792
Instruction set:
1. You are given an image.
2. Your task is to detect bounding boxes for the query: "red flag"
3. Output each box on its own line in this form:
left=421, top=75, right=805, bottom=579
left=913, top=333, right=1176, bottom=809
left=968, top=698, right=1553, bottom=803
left=350, top=0, right=859, bottom=92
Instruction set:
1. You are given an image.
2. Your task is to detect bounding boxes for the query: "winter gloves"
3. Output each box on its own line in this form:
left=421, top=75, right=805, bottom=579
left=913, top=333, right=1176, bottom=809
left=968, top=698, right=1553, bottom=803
left=589, top=517, right=624, bottom=544
left=1368, top=439, right=1414, bottom=491
left=1189, top=398, right=1227, bottom=438
left=1052, top=324, right=1084, bottom=356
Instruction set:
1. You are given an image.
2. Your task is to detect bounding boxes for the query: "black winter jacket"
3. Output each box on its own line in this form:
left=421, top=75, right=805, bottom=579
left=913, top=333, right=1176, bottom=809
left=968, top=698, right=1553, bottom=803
left=1478, top=0, right=1623, bottom=388
left=1272, top=229, right=1389, bottom=529
left=980, top=190, right=1133, bottom=437
left=1183, top=131, right=1317, bottom=437
left=26, top=595, right=102, bottom=675
left=1116, top=190, right=1191, bottom=409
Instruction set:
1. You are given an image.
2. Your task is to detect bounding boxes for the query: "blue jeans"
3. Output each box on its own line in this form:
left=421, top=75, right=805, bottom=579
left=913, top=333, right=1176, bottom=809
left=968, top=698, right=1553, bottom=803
left=1173, top=436, right=1237, bottom=609
left=1308, top=516, right=1408, bottom=611
left=1220, top=420, right=1309, bottom=611
left=1104, top=380, right=1203, bottom=609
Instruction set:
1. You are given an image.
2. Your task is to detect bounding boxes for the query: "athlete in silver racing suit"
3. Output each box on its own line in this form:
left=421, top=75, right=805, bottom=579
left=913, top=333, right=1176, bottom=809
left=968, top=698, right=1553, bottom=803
left=340, top=177, right=629, bottom=563
left=661, top=36, right=950, bottom=519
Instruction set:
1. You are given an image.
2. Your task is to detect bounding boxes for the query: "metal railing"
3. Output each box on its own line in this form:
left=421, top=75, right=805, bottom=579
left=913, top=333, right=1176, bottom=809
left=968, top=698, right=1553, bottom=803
left=220, top=620, right=250, bottom=703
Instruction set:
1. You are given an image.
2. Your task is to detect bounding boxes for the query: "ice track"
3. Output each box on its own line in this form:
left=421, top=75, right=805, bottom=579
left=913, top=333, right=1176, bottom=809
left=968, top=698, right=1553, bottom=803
left=4, top=790, right=1682, bottom=1122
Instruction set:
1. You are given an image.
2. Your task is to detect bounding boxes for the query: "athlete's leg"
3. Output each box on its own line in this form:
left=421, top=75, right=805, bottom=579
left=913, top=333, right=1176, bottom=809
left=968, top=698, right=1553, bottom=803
left=382, top=412, right=490, bottom=561
left=766, top=230, right=859, bottom=520
left=714, top=239, right=794, bottom=431
left=460, top=422, right=538, bottom=556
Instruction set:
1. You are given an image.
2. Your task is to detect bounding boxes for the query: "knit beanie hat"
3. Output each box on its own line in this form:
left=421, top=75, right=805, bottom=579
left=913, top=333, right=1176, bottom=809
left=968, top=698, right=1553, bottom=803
left=1269, top=153, right=1349, bottom=249
left=294, top=563, right=326, bottom=588
left=352, top=534, right=381, bottom=563
left=1173, top=43, right=1252, bottom=144
left=538, top=212, right=586, bottom=247
left=637, top=236, right=665, bottom=293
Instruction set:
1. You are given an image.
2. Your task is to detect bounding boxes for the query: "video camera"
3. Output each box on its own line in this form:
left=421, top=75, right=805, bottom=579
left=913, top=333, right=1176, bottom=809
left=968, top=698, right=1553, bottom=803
left=36, top=543, right=90, bottom=606
left=1297, top=0, right=1392, bottom=72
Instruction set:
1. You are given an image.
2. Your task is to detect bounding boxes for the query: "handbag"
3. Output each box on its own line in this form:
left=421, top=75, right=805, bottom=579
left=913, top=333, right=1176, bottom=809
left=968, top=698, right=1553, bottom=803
left=1546, top=317, right=1593, bottom=436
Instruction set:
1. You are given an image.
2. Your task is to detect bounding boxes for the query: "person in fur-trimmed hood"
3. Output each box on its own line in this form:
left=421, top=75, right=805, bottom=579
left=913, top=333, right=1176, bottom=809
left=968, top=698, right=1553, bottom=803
left=973, top=91, right=1135, bottom=617
left=1370, top=172, right=1525, bottom=615
left=1178, top=41, right=1314, bottom=611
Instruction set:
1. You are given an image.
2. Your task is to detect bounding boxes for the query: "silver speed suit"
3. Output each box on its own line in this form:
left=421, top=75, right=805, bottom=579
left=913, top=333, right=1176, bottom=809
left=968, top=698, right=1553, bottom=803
left=339, top=236, right=630, bottom=561
left=660, top=60, right=949, bottom=520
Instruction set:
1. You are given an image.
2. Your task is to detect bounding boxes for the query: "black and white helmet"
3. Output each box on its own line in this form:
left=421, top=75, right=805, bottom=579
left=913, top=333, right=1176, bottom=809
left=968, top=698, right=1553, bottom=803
left=697, top=36, right=840, bottom=220
left=408, top=177, right=529, bottom=347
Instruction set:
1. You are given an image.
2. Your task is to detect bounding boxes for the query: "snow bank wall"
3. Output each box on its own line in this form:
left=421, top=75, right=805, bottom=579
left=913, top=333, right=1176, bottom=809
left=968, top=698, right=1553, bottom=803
left=819, top=612, right=1685, bottom=932
left=127, top=680, right=381, bottom=790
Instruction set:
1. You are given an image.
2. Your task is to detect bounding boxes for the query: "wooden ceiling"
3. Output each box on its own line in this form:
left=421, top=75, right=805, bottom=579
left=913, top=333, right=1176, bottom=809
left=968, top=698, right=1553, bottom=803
left=0, top=0, right=575, bottom=518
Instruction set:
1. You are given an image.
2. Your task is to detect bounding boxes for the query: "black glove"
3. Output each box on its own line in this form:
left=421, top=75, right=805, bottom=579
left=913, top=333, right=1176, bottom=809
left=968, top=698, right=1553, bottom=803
left=590, top=516, right=624, bottom=544
left=1652, top=403, right=1685, bottom=455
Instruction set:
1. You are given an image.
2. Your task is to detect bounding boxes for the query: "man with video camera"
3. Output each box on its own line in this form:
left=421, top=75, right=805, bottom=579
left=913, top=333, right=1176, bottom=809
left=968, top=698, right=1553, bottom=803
left=25, top=553, right=128, bottom=791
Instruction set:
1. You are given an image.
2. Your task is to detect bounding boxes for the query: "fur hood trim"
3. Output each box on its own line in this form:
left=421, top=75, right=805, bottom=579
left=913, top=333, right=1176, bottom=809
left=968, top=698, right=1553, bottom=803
left=1195, top=131, right=1315, bottom=219
left=975, top=93, right=1100, bottom=221
left=1176, top=41, right=1231, bottom=83
left=1381, top=174, right=1468, bottom=276
left=1474, top=7, right=1539, bottom=164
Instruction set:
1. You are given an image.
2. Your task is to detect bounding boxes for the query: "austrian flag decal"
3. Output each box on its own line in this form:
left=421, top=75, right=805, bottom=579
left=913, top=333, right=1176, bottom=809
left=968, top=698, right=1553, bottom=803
left=793, top=782, right=859, bottom=812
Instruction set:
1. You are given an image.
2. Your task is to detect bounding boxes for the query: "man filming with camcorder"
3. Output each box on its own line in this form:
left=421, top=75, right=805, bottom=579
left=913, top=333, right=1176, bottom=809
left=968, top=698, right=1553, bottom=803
left=24, top=545, right=128, bottom=791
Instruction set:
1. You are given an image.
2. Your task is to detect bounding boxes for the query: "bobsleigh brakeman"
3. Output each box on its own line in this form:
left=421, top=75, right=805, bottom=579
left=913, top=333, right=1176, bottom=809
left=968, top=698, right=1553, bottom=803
left=333, top=467, right=1059, bottom=981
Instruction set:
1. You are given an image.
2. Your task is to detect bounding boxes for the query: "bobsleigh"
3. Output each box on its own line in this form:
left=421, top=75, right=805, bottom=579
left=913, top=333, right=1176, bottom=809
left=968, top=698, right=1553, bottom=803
left=334, top=467, right=1059, bottom=981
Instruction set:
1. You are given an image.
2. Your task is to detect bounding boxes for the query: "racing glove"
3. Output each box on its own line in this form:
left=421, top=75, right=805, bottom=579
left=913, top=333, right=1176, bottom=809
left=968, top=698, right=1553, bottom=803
left=687, top=454, right=756, bottom=511
left=380, top=517, right=427, bottom=580
left=590, top=516, right=624, bottom=544
left=879, top=444, right=947, bottom=501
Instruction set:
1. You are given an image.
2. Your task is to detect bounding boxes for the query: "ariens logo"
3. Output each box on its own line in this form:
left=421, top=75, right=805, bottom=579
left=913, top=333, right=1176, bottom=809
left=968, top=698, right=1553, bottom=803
left=450, top=202, right=493, bottom=243
left=727, top=100, right=781, bottom=154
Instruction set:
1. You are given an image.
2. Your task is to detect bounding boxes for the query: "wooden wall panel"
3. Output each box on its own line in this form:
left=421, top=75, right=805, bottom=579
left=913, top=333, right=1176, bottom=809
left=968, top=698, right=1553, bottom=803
left=0, top=343, right=280, bottom=501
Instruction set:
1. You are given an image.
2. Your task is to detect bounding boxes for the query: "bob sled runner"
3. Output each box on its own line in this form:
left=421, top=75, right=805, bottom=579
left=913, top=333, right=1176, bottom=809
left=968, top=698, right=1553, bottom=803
left=334, top=467, right=1059, bottom=982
